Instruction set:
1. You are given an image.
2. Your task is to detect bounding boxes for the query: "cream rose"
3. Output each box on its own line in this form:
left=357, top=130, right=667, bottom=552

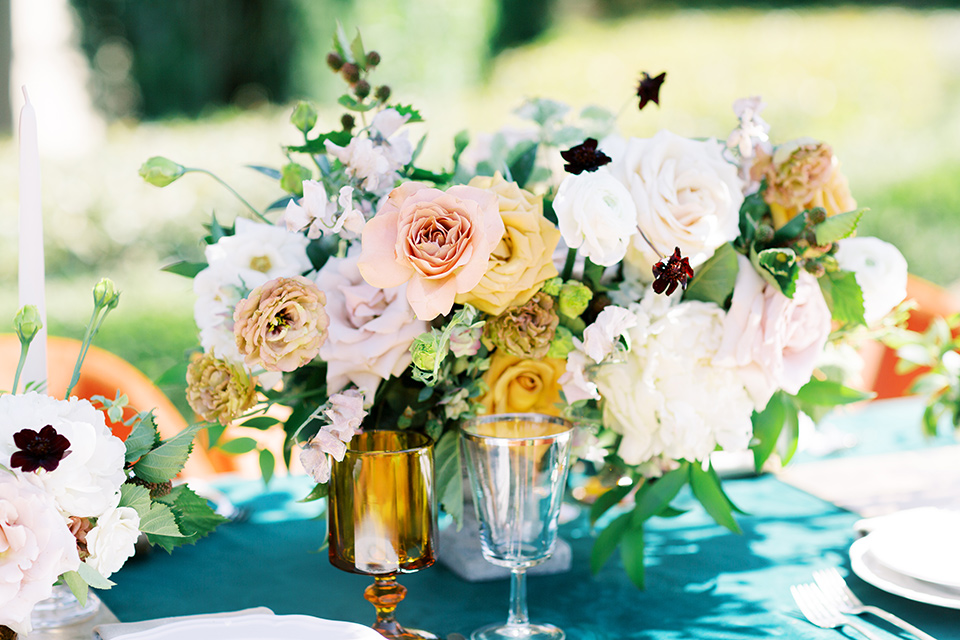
left=480, top=353, right=566, bottom=416
left=316, top=250, right=428, bottom=399
left=714, top=255, right=832, bottom=410
left=84, top=505, right=141, bottom=580
left=835, top=237, right=908, bottom=326
left=234, top=276, right=330, bottom=372
left=607, top=131, right=743, bottom=273
left=552, top=168, right=637, bottom=267
left=455, top=173, right=561, bottom=315
left=357, top=182, right=505, bottom=320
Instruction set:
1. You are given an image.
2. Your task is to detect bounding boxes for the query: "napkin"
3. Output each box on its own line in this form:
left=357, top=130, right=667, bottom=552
left=93, top=607, right=275, bottom=639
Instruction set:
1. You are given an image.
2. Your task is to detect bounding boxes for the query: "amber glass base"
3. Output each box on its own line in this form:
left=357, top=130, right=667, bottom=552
left=0, top=625, right=16, bottom=640
left=364, top=576, right=438, bottom=640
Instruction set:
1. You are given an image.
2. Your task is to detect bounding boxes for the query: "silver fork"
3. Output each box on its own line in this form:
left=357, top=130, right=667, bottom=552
left=791, top=583, right=884, bottom=640
left=814, top=568, right=938, bottom=640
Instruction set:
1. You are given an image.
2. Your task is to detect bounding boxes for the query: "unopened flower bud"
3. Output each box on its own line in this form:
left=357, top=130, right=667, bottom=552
left=138, top=156, right=185, bottom=187
left=806, top=207, right=827, bottom=225
left=375, top=85, right=391, bottom=102
left=290, top=101, right=318, bottom=133
left=280, top=163, right=312, bottom=196
left=14, top=305, right=42, bottom=345
left=354, top=80, right=371, bottom=99
left=559, top=281, right=593, bottom=318
left=93, top=278, right=120, bottom=310
left=366, top=51, right=381, bottom=67
left=804, top=260, right=826, bottom=278
left=341, top=63, right=360, bottom=84
left=341, top=114, right=355, bottom=132
left=326, top=52, right=344, bottom=72
left=540, top=277, right=563, bottom=297
left=546, top=325, right=575, bottom=359
left=804, top=230, right=818, bottom=246
left=756, top=224, right=775, bottom=244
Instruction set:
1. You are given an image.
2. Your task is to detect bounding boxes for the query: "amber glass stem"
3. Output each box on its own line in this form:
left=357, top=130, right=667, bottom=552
left=0, top=625, right=15, bottom=640
left=364, top=575, right=409, bottom=637
left=507, top=568, right=530, bottom=627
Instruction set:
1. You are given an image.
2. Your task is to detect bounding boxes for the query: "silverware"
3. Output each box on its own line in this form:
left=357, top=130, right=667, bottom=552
left=791, top=583, right=884, bottom=640
left=814, top=568, right=938, bottom=640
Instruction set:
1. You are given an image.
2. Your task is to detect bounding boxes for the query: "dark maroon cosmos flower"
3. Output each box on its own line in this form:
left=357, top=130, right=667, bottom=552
left=11, top=425, right=71, bottom=472
left=636, top=71, right=666, bottom=111
left=560, top=138, right=611, bottom=175
left=652, top=247, right=694, bottom=296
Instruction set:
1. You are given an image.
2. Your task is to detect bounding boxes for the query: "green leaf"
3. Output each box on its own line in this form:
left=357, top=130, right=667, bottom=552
left=217, top=437, right=259, bottom=455
left=583, top=258, right=606, bottom=292
left=161, top=261, right=207, bottom=278
left=350, top=30, right=366, bottom=71
left=337, top=95, right=377, bottom=112
left=410, top=134, right=428, bottom=166
left=819, top=270, right=866, bottom=327
left=751, top=392, right=787, bottom=471
left=208, top=214, right=230, bottom=243
left=683, top=243, right=739, bottom=306
left=771, top=209, right=809, bottom=244
left=259, top=448, right=275, bottom=485
left=62, top=570, right=90, bottom=605
left=124, top=411, right=159, bottom=464
left=393, top=104, right=424, bottom=124
left=452, top=129, right=470, bottom=168
left=240, top=416, right=281, bottom=431
left=155, top=362, right=189, bottom=388
left=150, top=485, right=227, bottom=551
left=434, top=430, right=463, bottom=527
left=246, top=165, right=281, bottom=180
left=78, top=561, right=115, bottom=590
left=794, top=379, right=874, bottom=406
left=738, top=187, right=769, bottom=245
left=408, top=167, right=452, bottom=184
left=132, top=423, right=203, bottom=483
left=590, top=512, right=631, bottom=574
left=589, top=483, right=632, bottom=525
left=631, top=464, right=689, bottom=526
left=814, top=208, right=866, bottom=246
left=286, top=130, right=353, bottom=154
left=754, top=247, right=799, bottom=298
left=120, top=483, right=184, bottom=538
left=333, top=20, right=351, bottom=60
left=507, top=141, right=538, bottom=189
left=620, top=523, right=646, bottom=589
left=299, top=482, right=329, bottom=502
left=689, top=464, right=742, bottom=534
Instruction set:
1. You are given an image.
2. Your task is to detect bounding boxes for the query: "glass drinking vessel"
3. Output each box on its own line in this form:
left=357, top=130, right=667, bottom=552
left=461, top=413, right=573, bottom=640
left=328, top=430, right=438, bottom=640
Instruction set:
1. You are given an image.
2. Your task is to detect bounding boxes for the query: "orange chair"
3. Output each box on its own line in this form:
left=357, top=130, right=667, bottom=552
left=0, top=335, right=221, bottom=477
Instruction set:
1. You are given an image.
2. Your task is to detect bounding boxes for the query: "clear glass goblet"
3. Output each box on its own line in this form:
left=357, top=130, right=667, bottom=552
left=461, top=413, right=573, bottom=640
left=328, top=430, right=438, bottom=640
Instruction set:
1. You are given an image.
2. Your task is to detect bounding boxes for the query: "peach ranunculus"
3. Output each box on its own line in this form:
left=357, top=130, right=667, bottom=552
left=714, top=255, right=832, bottom=411
left=751, top=138, right=857, bottom=229
left=454, top=173, right=561, bottom=315
left=480, top=352, right=566, bottom=416
left=185, top=351, right=258, bottom=425
left=357, top=182, right=505, bottom=321
left=234, top=276, right=330, bottom=372
left=316, top=249, right=429, bottom=400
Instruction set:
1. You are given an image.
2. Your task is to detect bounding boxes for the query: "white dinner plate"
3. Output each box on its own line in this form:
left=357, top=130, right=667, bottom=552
left=117, top=613, right=384, bottom=640
left=850, top=537, right=960, bottom=609
left=864, top=508, right=960, bottom=588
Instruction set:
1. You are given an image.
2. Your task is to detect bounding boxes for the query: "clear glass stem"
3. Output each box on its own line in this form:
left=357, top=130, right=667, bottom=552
left=507, top=568, right=530, bottom=627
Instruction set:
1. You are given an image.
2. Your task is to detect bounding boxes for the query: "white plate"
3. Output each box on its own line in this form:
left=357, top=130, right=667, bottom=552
left=118, top=613, right=384, bottom=640
left=865, top=508, right=960, bottom=588
left=851, top=537, right=960, bottom=609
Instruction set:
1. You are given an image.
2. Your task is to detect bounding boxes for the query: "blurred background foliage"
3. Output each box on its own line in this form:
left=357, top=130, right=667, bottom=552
left=1, top=0, right=959, bottom=418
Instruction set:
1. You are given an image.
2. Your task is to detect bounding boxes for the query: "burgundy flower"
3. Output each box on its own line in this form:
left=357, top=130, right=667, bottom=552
left=637, top=71, right=666, bottom=111
left=651, top=247, right=694, bottom=296
left=560, top=138, right=611, bottom=175
left=11, top=425, right=71, bottom=472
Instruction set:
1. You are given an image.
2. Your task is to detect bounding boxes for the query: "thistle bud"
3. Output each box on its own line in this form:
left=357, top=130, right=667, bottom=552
left=341, top=63, right=360, bottom=84
left=290, top=100, right=318, bottom=133
left=374, top=85, right=391, bottom=102
left=804, top=230, right=819, bottom=246
left=366, top=51, right=381, bottom=67
left=326, top=52, right=344, bottom=72
left=14, top=305, right=42, bottom=345
left=804, top=260, right=826, bottom=278
left=341, top=114, right=356, bottom=132
left=138, top=156, right=186, bottom=187
left=756, top=224, right=775, bottom=244
left=93, top=278, right=120, bottom=310
left=806, top=207, right=827, bottom=225
left=354, top=80, right=371, bottom=99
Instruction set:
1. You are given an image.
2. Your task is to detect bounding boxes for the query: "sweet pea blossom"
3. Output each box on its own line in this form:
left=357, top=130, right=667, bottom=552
left=325, top=108, right=413, bottom=194
left=580, top=305, right=638, bottom=364
left=281, top=180, right=364, bottom=240
left=835, top=237, right=908, bottom=326
left=299, top=390, right=367, bottom=484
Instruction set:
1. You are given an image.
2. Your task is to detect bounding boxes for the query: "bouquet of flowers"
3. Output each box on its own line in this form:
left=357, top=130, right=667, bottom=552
left=0, top=280, right=224, bottom=635
left=141, top=25, right=908, bottom=587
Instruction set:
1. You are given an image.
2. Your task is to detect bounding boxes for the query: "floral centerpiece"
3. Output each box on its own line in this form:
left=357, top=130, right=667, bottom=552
left=0, top=280, right=224, bottom=636
left=141, top=25, right=908, bottom=587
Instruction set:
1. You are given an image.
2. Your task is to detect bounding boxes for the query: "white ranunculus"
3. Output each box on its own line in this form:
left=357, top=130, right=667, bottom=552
left=315, top=249, right=428, bottom=400
left=607, top=130, right=743, bottom=273
left=835, top=237, right=908, bottom=326
left=0, top=393, right=126, bottom=518
left=714, top=255, right=833, bottom=410
left=84, top=505, right=141, bottom=579
left=0, top=475, right=81, bottom=635
left=594, top=298, right=754, bottom=466
left=552, top=169, right=638, bottom=266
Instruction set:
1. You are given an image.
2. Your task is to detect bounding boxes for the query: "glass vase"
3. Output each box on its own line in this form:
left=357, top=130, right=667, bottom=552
left=30, top=583, right=101, bottom=629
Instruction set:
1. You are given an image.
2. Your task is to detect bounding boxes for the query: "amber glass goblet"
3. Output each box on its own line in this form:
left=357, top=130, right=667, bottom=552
left=328, top=430, right=438, bottom=640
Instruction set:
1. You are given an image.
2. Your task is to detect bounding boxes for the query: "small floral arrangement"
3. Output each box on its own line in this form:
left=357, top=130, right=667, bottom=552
left=0, top=280, right=224, bottom=635
left=142, top=25, right=908, bottom=586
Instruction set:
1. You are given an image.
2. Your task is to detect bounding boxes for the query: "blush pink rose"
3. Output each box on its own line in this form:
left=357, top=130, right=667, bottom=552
left=714, top=255, right=832, bottom=410
left=357, top=182, right=504, bottom=320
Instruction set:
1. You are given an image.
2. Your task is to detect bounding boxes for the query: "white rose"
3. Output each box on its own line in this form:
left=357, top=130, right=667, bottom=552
left=553, top=169, right=638, bottom=266
left=594, top=299, right=753, bottom=465
left=84, top=505, right=141, bottom=579
left=835, top=237, right=908, bottom=325
left=607, top=130, right=743, bottom=273
left=714, top=255, right=832, bottom=410
left=0, top=393, right=126, bottom=518
left=0, top=475, right=81, bottom=635
left=316, top=250, right=428, bottom=400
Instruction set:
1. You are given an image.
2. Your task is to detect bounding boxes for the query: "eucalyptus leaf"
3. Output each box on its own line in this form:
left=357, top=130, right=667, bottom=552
left=78, top=560, right=116, bottom=590
left=62, top=570, right=90, bottom=605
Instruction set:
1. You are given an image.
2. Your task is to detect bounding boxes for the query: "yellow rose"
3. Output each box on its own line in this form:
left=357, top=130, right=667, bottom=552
left=752, top=140, right=857, bottom=229
left=480, top=352, right=566, bottom=416
left=455, top=173, right=561, bottom=315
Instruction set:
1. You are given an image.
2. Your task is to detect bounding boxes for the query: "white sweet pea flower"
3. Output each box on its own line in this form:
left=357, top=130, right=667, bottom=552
left=727, top=96, right=770, bottom=160
left=835, top=237, right=908, bottom=326
left=84, top=505, right=141, bottom=579
left=552, top=168, right=637, bottom=266
left=371, top=108, right=410, bottom=138
left=559, top=349, right=601, bottom=404
left=281, top=179, right=338, bottom=239
left=335, top=186, right=367, bottom=239
left=580, top=305, right=638, bottom=364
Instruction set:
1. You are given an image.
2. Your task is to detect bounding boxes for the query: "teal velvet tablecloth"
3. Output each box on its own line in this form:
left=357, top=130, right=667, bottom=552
left=101, top=399, right=960, bottom=639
